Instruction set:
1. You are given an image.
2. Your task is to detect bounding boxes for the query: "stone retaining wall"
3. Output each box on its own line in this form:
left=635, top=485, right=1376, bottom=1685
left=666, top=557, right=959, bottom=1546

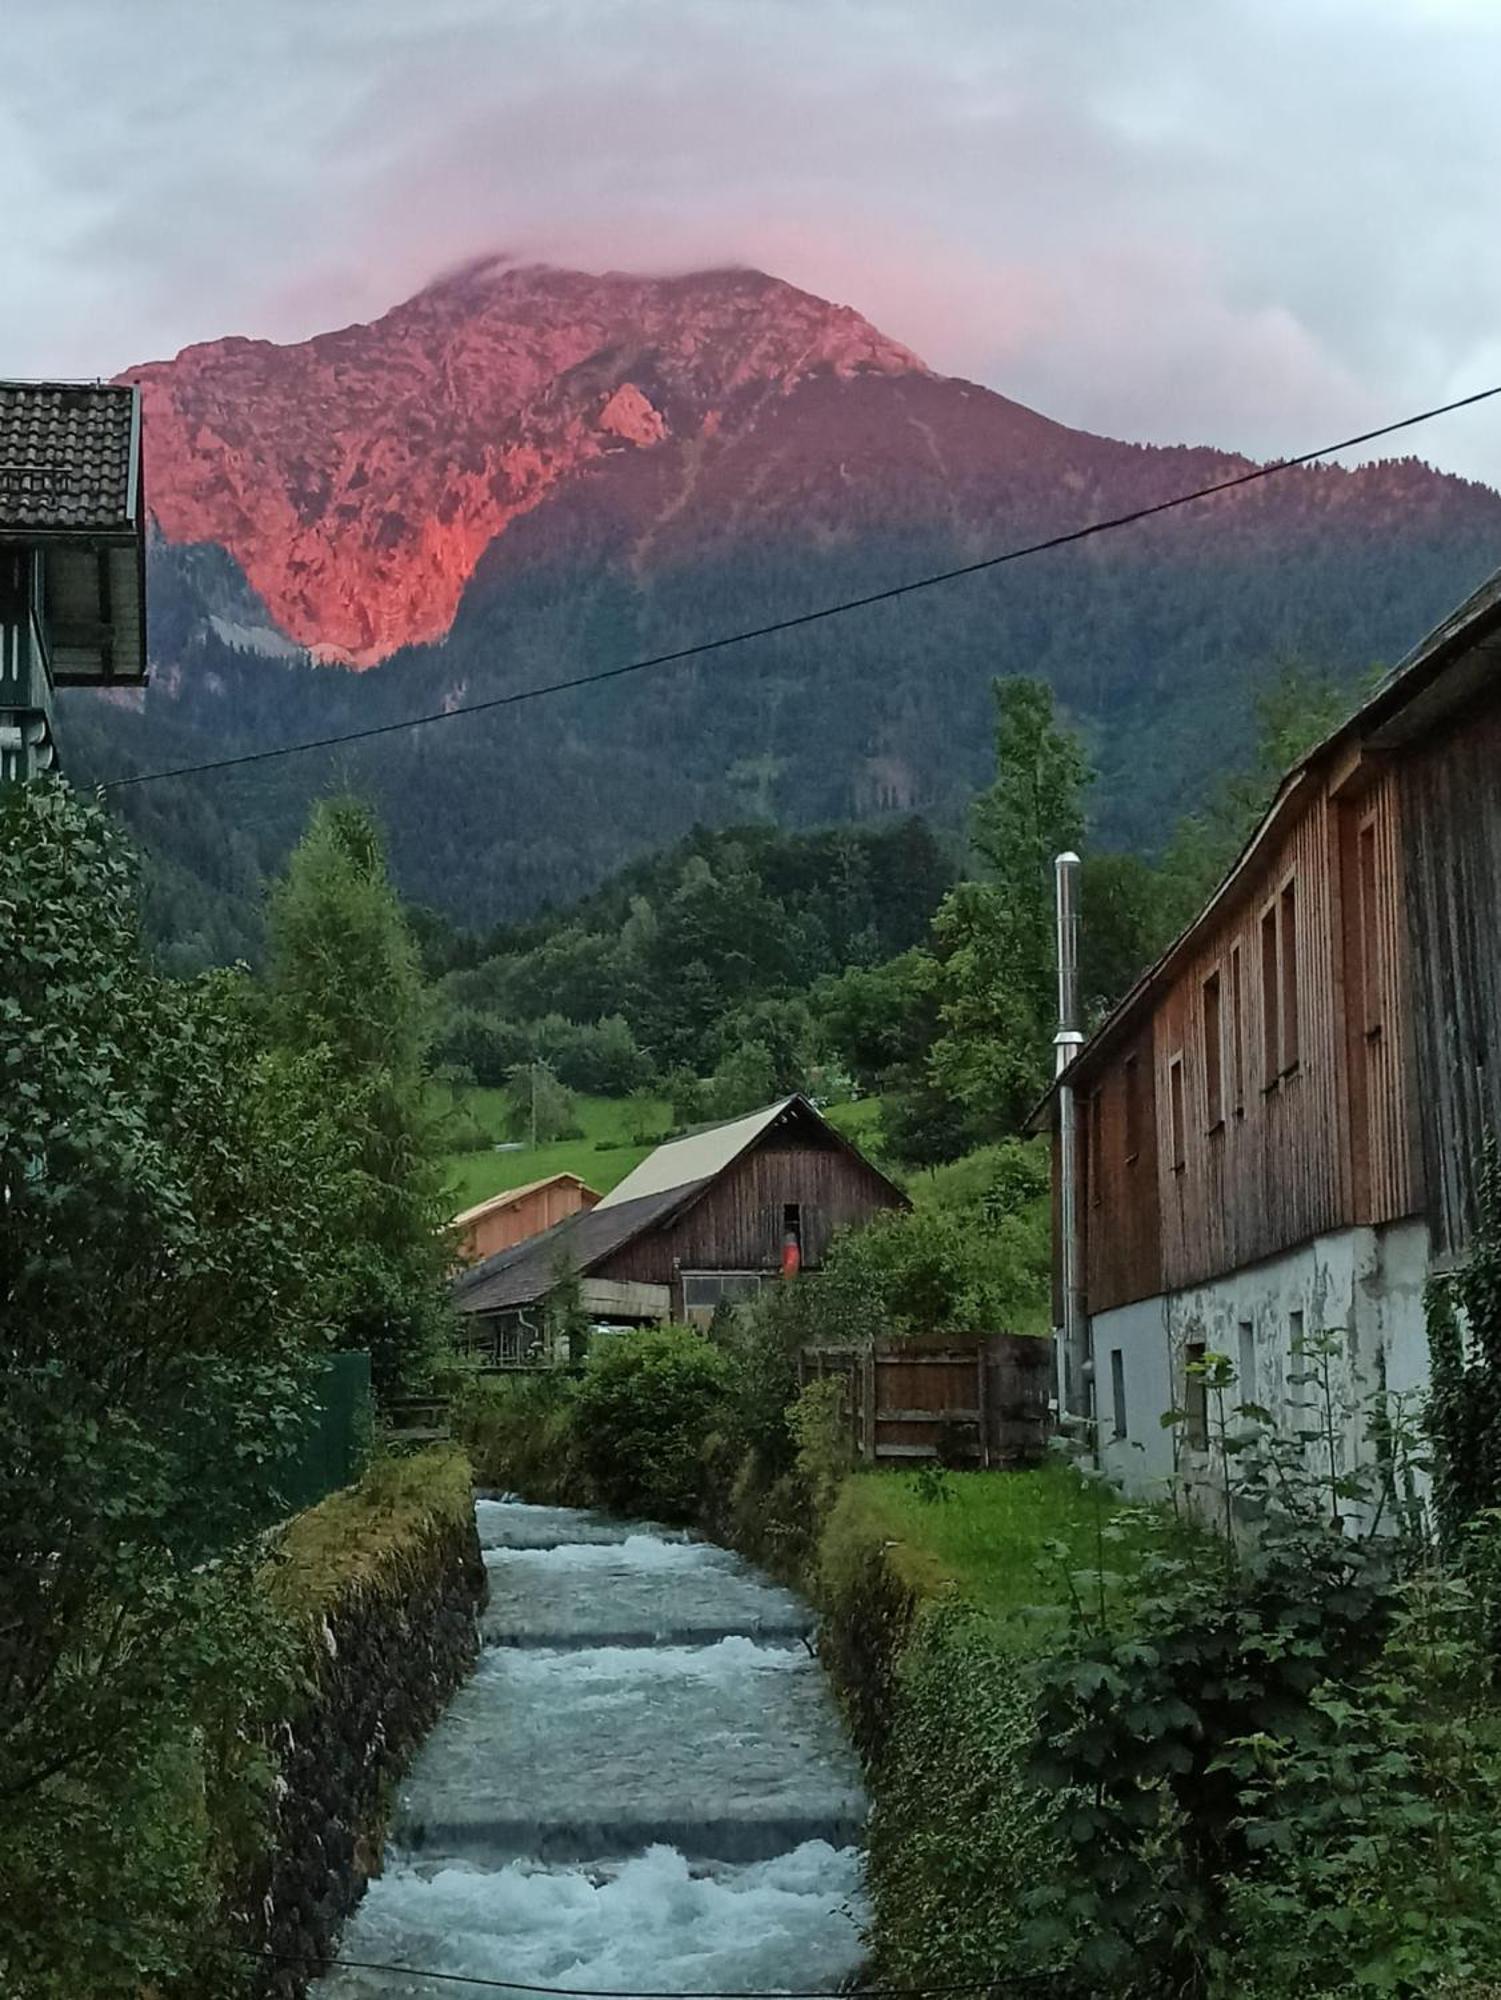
left=243, top=1457, right=486, bottom=1997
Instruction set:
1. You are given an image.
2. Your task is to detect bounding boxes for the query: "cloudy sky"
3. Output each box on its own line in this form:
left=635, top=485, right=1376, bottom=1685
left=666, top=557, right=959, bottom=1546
left=7, top=0, right=1501, bottom=481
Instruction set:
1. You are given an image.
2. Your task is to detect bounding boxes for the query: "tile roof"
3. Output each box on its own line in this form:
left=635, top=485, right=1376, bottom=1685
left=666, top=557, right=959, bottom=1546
left=0, top=382, right=140, bottom=535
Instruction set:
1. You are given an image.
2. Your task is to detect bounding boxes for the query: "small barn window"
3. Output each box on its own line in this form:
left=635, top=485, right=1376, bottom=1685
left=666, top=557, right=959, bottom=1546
left=1184, top=1340, right=1208, bottom=1451
left=1280, top=879, right=1300, bottom=1074
left=1229, top=944, right=1245, bottom=1116
left=1089, top=1088, right=1103, bottom=1206
left=1359, top=817, right=1383, bottom=1037
left=1203, top=969, right=1223, bottom=1130
left=1123, top=1054, right=1141, bottom=1164
left=1237, top=1318, right=1256, bottom=1404
left=1169, top=1054, right=1186, bottom=1173
left=1110, top=1348, right=1128, bottom=1440
left=1261, top=904, right=1280, bottom=1087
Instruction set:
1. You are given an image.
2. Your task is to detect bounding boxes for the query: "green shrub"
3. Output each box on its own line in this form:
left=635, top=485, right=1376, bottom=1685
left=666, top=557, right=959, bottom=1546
left=572, top=1325, right=733, bottom=1521
left=868, top=1604, right=1071, bottom=1986
left=450, top=1372, right=584, bottom=1503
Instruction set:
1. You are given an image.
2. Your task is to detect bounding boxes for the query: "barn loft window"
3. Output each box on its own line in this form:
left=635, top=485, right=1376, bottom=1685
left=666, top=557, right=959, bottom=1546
left=1169, top=1054, right=1187, bottom=1173
left=1123, top=1054, right=1141, bottom=1164
left=1089, top=1088, right=1103, bottom=1206
left=1280, top=878, right=1301, bottom=1074
left=1203, top=969, right=1224, bottom=1130
left=1184, top=1340, right=1209, bottom=1451
left=1261, top=903, right=1280, bottom=1087
left=1359, top=817, right=1383, bottom=1037
left=1229, top=944, right=1246, bottom=1116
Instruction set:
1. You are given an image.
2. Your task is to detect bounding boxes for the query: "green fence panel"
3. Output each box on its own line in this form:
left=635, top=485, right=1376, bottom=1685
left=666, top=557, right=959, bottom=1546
left=273, top=1350, right=373, bottom=1518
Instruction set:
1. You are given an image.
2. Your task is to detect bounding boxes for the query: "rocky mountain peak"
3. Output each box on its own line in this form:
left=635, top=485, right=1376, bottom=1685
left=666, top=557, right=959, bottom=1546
left=120, top=263, right=928, bottom=664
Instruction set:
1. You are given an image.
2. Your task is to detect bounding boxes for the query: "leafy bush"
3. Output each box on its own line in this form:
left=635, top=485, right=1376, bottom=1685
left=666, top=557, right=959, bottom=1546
left=571, top=1326, right=734, bottom=1520
left=868, top=1604, right=1070, bottom=1986
left=433, top=1006, right=531, bottom=1087
left=502, top=1062, right=583, bottom=1144
left=450, top=1371, right=584, bottom=1503
left=1212, top=1558, right=1501, bottom=1998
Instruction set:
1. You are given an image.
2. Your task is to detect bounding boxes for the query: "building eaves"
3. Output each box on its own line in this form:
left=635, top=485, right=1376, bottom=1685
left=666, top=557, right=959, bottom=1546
left=1031, top=560, right=1501, bottom=1127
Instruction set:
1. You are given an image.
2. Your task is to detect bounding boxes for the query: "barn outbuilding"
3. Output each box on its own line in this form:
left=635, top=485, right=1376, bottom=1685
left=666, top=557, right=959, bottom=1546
left=452, top=1173, right=601, bottom=1266
left=451, top=1094, right=904, bottom=1363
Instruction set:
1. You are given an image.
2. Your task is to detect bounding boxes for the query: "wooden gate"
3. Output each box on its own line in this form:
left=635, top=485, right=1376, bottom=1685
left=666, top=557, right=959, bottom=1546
left=800, top=1333, right=1049, bottom=1468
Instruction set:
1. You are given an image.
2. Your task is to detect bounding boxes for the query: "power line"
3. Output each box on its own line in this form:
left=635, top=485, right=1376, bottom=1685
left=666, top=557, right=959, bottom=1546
left=240, top=1941, right=1039, bottom=1996
left=102, top=381, right=1501, bottom=795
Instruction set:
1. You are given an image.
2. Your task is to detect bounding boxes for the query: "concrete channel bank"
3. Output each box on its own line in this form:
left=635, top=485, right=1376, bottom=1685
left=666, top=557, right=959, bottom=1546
left=313, top=1496, right=869, bottom=1995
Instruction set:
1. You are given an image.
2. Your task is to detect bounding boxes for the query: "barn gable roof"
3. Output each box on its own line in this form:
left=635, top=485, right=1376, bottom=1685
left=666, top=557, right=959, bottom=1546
left=595, top=1096, right=804, bottom=1209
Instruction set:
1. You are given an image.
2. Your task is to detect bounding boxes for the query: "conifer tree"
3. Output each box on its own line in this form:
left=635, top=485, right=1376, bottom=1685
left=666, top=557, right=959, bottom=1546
left=267, top=796, right=454, bottom=1393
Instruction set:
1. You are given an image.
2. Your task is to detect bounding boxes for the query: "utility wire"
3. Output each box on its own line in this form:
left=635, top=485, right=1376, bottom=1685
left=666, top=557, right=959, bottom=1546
left=102, top=381, right=1501, bottom=794
left=239, top=1941, right=1040, bottom=1996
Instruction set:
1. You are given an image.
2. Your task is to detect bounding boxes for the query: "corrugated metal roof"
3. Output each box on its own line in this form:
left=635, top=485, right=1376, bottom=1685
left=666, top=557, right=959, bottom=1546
left=594, top=1097, right=802, bottom=1210
left=451, top=1172, right=600, bottom=1229
left=452, top=1181, right=710, bottom=1314
left=0, top=383, right=141, bottom=536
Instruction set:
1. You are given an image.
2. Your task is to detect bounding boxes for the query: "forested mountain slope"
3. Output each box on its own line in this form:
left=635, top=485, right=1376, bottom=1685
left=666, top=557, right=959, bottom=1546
left=61, top=262, right=1501, bottom=962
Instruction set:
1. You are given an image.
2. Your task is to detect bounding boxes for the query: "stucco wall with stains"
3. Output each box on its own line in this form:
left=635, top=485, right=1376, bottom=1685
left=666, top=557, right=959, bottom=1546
left=1090, top=1217, right=1431, bottom=1507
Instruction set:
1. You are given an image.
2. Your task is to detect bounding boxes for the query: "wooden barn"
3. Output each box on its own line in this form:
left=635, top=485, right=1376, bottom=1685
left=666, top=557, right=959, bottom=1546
left=451, top=1094, right=905, bottom=1362
left=1034, top=564, right=1501, bottom=1500
left=452, top=1173, right=601, bottom=1266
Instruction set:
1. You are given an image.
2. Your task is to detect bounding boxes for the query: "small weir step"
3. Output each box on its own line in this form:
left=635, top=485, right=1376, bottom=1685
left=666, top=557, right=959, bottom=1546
left=480, top=1538, right=814, bottom=1648
left=395, top=1637, right=864, bottom=1865
left=311, top=1500, right=867, bottom=1996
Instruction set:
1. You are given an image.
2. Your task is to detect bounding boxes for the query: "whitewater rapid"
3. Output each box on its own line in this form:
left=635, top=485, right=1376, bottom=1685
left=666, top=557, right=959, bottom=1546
left=313, top=1497, right=868, bottom=1995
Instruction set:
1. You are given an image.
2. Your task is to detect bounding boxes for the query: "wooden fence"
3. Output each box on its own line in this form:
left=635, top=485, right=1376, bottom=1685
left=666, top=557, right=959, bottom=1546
left=799, top=1333, right=1050, bottom=1468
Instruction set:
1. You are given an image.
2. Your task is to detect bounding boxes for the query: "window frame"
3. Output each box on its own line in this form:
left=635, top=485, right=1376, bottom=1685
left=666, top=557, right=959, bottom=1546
left=1123, top=1052, right=1142, bottom=1165
left=1110, top=1348, right=1128, bottom=1441
left=1261, top=901, right=1281, bottom=1090
left=1279, top=877, right=1301, bottom=1076
left=1358, top=814, right=1384, bottom=1041
left=1202, top=966, right=1224, bottom=1132
left=1229, top=943, right=1246, bottom=1117
left=1183, top=1339, right=1209, bottom=1452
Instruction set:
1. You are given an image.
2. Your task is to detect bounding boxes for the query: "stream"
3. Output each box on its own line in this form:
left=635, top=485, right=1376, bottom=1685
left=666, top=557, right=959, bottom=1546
left=313, top=1497, right=869, bottom=1996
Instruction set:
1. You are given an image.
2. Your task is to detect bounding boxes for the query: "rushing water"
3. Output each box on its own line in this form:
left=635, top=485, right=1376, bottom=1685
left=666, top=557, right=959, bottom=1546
left=313, top=1498, right=869, bottom=1996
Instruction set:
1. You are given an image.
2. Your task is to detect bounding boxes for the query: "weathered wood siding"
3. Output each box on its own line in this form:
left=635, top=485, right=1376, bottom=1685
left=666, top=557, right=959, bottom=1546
left=1154, top=798, right=1340, bottom=1290
left=597, top=1133, right=903, bottom=1289
left=456, top=1178, right=599, bottom=1264
left=1400, top=697, right=1501, bottom=1259
left=1082, top=1022, right=1163, bottom=1312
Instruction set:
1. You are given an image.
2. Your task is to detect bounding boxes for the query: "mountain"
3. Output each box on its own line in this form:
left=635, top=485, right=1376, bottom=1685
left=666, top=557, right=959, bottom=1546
left=62, top=261, right=1501, bottom=966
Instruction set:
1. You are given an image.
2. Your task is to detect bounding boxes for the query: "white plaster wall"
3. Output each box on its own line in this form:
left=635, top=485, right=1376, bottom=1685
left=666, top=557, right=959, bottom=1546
left=1093, top=1297, right=1175, bottom=1493
left=1090, top=1217, right=1432, bottom=1509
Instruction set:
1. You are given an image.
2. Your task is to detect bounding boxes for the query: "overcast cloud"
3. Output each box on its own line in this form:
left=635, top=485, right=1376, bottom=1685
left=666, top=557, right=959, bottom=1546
left=5, top=0, right=1501, bottom=481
